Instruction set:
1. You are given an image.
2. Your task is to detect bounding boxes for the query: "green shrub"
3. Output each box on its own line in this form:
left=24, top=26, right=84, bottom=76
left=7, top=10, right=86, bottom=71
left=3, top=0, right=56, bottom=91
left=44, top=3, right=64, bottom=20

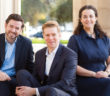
left=30, top=38, right=68, bottom=44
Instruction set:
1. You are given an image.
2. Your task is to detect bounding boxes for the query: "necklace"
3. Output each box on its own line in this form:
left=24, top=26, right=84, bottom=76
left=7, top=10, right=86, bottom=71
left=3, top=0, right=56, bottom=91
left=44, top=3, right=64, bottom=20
left=88, top=32, right=96, bottom=38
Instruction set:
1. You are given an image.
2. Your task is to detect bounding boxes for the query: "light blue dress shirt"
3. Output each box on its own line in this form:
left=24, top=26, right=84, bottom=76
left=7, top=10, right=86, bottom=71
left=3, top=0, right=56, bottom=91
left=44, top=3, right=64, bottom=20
left=0, top=39, right=16, bottom=76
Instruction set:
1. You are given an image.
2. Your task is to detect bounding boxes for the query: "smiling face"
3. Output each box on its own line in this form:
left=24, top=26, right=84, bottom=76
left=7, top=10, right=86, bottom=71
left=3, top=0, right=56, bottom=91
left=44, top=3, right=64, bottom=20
left=43, top=26, right=61, bottom=52
left=80, top=9, right=97, bottom=30
left=5, top=19, right=23, bottom=44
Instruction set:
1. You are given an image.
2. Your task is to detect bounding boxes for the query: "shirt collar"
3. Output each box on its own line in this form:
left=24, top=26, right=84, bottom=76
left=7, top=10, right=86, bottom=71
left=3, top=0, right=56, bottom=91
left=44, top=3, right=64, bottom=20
left=81, top=29, right=100, bottom=38
left=46, top=44, right=59, bottom=56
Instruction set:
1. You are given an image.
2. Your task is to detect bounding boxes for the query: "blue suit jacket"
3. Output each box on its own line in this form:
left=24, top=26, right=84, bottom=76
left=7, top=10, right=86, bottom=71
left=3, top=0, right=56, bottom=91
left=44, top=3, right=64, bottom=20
left=0, top=33, right=34, bottom=73
left=33, top=44, right=78, bottom=96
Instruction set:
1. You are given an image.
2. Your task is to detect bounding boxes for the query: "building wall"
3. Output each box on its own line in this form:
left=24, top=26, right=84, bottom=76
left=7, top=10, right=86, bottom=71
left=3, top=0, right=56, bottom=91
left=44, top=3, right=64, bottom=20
left=98, top=1, right=110, bottom=36
left=73, top=0, right=110, bottom=36
left=0, top=0, right=21, bottom=33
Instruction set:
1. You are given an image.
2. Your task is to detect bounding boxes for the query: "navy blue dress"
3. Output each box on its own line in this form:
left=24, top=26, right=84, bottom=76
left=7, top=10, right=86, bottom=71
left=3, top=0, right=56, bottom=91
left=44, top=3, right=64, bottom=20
left=67, top=30, right=110, bottom=96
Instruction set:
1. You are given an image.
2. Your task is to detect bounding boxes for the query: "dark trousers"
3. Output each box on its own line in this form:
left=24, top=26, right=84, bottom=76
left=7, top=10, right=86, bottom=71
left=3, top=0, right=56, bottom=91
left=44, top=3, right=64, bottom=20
left=16, top=69, right=70, bottom=96
left=0, top=76, right=16, bottom=96
left=46, top=87, right=71, bottom=96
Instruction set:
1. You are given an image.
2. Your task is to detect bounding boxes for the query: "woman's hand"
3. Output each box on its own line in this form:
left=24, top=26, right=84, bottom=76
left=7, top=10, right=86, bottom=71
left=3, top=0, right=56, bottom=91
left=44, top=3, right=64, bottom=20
left=95, top=71, right=109, bottom=78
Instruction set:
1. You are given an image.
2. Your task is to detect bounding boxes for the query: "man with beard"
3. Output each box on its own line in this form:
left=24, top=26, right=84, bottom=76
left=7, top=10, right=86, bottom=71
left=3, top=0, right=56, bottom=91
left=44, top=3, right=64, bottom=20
left=0, top=14, right=34, bottom=96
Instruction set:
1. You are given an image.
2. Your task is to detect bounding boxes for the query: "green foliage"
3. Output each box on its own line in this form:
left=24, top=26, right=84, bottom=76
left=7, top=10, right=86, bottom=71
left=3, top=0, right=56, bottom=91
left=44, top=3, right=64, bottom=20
left=49, top=0, right=72, bottom=23
left=21, top=0, right=72, bottom=26
left=38, top=19, right=47, bottom=24
left=21, top=0, right=48, bottom=26
left=31, top=38, right=45, bottom=44
left=60, top=40, right=68, bottom=44
left=31, top=38, right=68, bottom=44
left=56, top=0, right=72, bottom=23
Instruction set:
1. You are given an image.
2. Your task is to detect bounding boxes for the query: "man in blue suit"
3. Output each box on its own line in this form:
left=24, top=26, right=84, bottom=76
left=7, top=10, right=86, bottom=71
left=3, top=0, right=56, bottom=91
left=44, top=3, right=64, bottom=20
left=0, top=14, right=34, bottom=96
left=16, top=21, right=78, bottom=96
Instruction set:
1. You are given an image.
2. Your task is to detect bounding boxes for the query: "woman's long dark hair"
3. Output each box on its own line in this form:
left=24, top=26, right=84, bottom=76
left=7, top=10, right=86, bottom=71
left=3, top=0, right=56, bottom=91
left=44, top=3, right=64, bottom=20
left=74, top=5, right=106, bottom=37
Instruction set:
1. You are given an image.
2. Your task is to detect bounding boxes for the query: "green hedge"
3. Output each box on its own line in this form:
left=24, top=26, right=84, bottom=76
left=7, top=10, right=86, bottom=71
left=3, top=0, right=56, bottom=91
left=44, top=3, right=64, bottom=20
left=30, top=38, right=68, bottom=44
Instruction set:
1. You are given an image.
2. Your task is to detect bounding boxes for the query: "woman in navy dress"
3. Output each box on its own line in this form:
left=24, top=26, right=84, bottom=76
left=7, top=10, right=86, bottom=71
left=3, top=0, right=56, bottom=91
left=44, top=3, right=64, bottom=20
left=68, top=5, right=110, bottom=96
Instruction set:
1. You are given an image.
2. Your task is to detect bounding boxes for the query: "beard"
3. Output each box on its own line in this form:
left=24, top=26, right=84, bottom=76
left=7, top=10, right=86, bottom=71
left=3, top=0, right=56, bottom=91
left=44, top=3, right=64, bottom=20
left=8, top=32, right=17, bottom=39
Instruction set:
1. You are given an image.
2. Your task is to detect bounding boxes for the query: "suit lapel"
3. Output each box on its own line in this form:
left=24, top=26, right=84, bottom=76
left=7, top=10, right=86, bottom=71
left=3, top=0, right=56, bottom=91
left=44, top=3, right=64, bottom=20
left=15, top=36, right=22, bottom=66
left=39, top=48, right=47, bottom=80
left=0, top=34, right=5, bottom=65
left=49, top=44, right=62, bottom=76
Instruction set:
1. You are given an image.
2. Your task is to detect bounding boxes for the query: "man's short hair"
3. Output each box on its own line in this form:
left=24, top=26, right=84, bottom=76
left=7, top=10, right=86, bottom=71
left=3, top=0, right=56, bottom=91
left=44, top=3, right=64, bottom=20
left=42, top=21, right=60, bottom=33
left=6, top=13, right=24, bottom=28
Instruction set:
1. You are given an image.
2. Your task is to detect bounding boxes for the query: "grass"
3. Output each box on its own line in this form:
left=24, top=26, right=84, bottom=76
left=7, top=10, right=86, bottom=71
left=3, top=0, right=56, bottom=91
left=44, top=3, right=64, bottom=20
left=30, top=38, right=68, bottom=44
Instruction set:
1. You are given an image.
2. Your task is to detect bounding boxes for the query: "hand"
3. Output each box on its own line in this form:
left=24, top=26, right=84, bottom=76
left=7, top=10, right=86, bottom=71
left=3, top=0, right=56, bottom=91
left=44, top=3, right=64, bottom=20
left=95, top=71, right=108, bottom=78
left=0, top=71, right=11, bottom=81
left=16, top=86, right=36, bottom=96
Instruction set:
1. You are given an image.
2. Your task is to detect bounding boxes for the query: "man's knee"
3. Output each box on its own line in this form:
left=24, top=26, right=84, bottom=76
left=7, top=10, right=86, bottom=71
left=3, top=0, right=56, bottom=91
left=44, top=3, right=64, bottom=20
left=45, top=87, right=70, bottom=96
left=16, top=69, right=30, bottom=78
left=17, top=69, right=27, bottom=76
left=45, top=87, right=57, bottom=96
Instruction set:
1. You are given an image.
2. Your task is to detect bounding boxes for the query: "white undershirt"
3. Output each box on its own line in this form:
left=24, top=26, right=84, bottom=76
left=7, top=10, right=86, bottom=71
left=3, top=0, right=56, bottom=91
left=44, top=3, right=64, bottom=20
left=45, top=46, right=58, bottom=75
